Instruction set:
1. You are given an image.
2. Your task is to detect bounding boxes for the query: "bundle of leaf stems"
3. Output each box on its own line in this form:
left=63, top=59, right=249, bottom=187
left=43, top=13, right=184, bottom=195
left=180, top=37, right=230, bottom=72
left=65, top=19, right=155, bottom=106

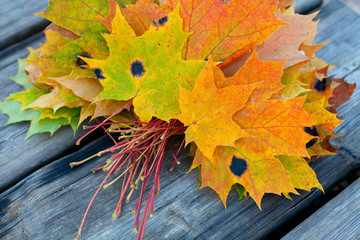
left=70, top=102, right=187, bottom=240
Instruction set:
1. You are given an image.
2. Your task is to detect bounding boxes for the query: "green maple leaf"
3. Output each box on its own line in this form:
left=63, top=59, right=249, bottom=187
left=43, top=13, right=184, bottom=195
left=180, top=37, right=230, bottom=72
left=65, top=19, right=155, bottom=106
left=9, top=60, right=34, bottom=90
left=83, top=6, right=206, bottom=122
left=37, top=0, right=110, bottom=36
left=37, top=0, right=112, bottom=80
left=2, top=86, right=80, bottom=138
left=0, top=99, right=41, bottom=125
left=47, top=32, right=109, bottom=78
left=38, top=0, right=136, bottom=35
left=234, top=183, right=246, bottom=200
left=25, top=108, right=80, bottom=139
left=26, top=117, right=70, bottom=139
left=0, top=100, right=75, bottom=139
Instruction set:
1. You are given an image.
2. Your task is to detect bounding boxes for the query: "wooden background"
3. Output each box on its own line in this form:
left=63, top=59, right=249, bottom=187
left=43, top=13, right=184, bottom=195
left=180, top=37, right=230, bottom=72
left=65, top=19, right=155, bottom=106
left=1, top=0, right=360, bottom=239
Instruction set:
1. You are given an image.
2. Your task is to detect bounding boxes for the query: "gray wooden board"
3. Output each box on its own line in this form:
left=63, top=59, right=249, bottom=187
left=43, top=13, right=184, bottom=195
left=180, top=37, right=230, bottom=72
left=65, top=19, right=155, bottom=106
left=0, top=0, right=49, bottom=51
left=282, top=177, right=360, bottom=240
left=1, top=0, right=360, bottom=240
left=0, top=33, right=104, bottom=193
left=295, top=0, right=323, bottom=14
left=0, top=135, right=359, bottom=239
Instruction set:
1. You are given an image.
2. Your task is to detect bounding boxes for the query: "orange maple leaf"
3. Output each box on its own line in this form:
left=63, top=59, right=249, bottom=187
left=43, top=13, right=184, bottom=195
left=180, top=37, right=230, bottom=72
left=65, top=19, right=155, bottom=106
left=234, top=97, right=317, bottom=157
left=178, top=59, right=256, bottom=161
left=216, top=49, right=285, bottom=102
left=257, top=8, right=322, bottom=68
left=99, top=0, right=171, bottom=36
left=164, top=0, right=285, bottom=63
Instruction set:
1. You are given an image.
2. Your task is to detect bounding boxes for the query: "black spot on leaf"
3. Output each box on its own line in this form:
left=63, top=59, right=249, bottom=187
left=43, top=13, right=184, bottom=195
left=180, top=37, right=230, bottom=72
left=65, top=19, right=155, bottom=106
left=93, top=68, right=106, bottom=80
left=306, top=138, right=318, bottom=148
left=230, top=156, right=247, bottom=177
left=303, top=126, right=319, bottom=137
left=158, top=16, right=168, bottom=26
left=314, top=78, right=328, bottom=92
left=130, top=60, right=146, bottom=78
left=76, top=53, right=92, bottom=69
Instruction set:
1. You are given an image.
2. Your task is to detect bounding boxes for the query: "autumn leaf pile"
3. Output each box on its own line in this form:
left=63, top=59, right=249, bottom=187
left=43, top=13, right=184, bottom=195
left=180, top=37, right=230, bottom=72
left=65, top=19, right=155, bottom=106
left=0, top=0, right=356, bottom=239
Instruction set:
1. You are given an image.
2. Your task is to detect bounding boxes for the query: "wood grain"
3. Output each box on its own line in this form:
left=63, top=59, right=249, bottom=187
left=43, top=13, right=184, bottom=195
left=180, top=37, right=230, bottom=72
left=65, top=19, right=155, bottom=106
left=282, top=177, right=360, bottom=240
left=295, top=0, right=323, bottom=13
left=0, top=0, right=49, bottom=51
left=323, top=0, right=360, bottom=14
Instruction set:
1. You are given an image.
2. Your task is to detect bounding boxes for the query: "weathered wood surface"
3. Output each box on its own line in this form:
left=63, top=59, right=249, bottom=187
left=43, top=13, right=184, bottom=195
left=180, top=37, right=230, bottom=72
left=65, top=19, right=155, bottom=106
left=282, top=177, right=360, bottom=240
left=323, top=0, right=360, bottom=14
left=0, top=0, right=49, bottom=51
left=1, top=139, right=359, bottom=240
left=295, top=0, right=323, bottom=13
left=0, top=0, right=360, bottom=240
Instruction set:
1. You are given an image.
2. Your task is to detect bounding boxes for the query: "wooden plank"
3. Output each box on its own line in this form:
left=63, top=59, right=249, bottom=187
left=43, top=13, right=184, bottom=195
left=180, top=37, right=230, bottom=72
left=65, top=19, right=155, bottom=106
left=295, top=0, right=323, bottom=14
left=323, top=0, right=360, bottom=14
left=0, top=0, right=49, bottom=51
left=0, top=135, right=358, bottom=239
left=1, top=1, right=360, bottom=239
left=282, top=177, right=360, bottom=240
left=0, top=34, right=103, bottom=193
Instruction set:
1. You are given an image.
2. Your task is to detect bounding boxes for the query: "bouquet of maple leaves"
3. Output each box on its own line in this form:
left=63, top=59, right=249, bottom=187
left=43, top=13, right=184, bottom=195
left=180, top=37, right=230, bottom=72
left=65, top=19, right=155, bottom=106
left=0, top=0, right=356, bottom=239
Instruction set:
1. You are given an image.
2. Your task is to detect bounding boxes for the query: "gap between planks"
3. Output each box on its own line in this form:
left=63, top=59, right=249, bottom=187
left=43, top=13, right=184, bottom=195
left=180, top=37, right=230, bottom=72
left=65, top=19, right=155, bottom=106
left=0, top=0, right=50, bottom=52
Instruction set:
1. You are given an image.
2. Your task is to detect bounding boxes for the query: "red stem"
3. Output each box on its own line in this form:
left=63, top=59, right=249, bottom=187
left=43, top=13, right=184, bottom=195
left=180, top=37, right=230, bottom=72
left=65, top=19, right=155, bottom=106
left=76, top=101, right=131, bottom=145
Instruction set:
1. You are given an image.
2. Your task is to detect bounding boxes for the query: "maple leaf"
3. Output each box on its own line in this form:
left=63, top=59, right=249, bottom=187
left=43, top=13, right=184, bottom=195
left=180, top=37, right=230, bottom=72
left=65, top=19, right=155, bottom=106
left=164, top=0, right=285, bottom=64
left=328, top=78, right=356, bottom=113
left=0, top=99, right=41, bottom=126
left=100, top=0, right=172, bottom=36
left=299, top=42, right=328, bottom=58
left=234, top=183, right=246, bottom=199
left=92, top=99, right=131, bottom=119
left=178, top=59, right=256, bottom=161
left=51, top=75, right=103, bottom=102
left=24, top=85, right=87, bottom=112
left=7, top=87, right=50, bottom=107
left=216, top=49, right=285, bottom=102
left=26, top=117, right=71, bottom=139
left=302, top=96, right=342, bottom=136
left=24, top=63, right=42, bottom=86
left=234, top=97, right=317, bottom=157
left=24, top=55, right=68, bottom=86
left=79, top=103, right=95, bottom=125
left=83, top=6, right=206, bottom=122
left=1, top=86, right=80, bottom=138
left=306, top=137, right=337, bottom=157
left=37, top=0, right=110, bottom=36
left=256, top=8, right=321, bottom=68
left=190, top=138, right=298, bottom=207
left=10, top=60, right=35, bottom=90
left=46, top=32, right=109, bottom=78
left=39, top=26, right=78, bottom=56
left=280, top=60, right=311, bottom=98
left=277, top=155, right=323, bottom=192
left=36, top=1, right=111, bottom=81
left=30, top=106, right=81, bottom=137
